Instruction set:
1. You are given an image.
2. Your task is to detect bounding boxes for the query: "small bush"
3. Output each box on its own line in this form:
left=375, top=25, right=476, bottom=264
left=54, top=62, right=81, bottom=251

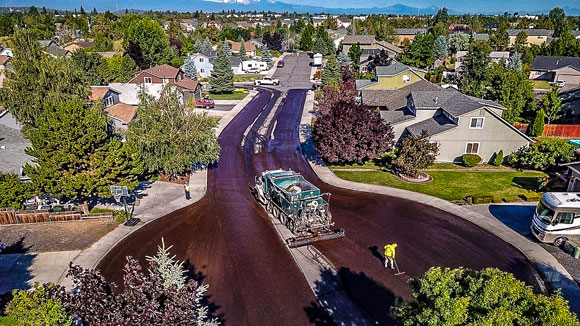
left=523, top=192, right=542, bottom=202
left=492, top=150, right=504, bottom=166
left=503, top=195, right=524, bottom=203
left=492, top=195, right=503, bottom=203
left=462, top=154, right=482, bottom=167
left=464, top=195, right=474, bottom=205
left=473, top=194, right=493, bottom=204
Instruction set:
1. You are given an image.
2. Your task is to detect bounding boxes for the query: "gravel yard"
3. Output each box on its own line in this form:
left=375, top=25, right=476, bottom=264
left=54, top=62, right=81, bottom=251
left=0, top=220, right=117, bottom=253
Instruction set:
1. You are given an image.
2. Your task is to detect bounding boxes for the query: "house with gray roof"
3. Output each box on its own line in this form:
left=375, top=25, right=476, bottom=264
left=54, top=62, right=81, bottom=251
left=378, top=88, right=531, bottom=163
left=341, top=35, right=403, bottom=58
left=0, top=111, right=33, bottom=180
left=530, top=56, right=580, bottom=86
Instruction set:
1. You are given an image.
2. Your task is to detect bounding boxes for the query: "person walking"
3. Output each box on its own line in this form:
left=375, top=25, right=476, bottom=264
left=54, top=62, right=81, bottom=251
left=184, top=183, right=191, bottom=200
left=384, top=243, right=397, bottom=269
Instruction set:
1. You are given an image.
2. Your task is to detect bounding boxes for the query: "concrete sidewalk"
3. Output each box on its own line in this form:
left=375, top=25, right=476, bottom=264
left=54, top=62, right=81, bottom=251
left=299, top=90, right=580, bottom=315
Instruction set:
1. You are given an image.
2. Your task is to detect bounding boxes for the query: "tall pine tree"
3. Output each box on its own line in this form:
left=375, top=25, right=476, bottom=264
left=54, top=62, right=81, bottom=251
left=321, top=54, right=340, bottom=87
left=261, top=46, right=273, bottom=68
left=182, top=56, right=198, bottom=81
left=210, top=46, right=235, bottom=94
left=239, top=38, right=248, bottom=61
left=23, top=100, right=143, bottom=214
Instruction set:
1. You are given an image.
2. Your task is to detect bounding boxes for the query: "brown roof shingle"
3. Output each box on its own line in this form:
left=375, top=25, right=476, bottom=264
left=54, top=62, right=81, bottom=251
left=228, top=40, right=256, bottom=52
left=175, top=78, right=199, bottom=91
left=361, top=80, right=441, bottom=110
left=90, top=86, right=109, bottom=101
left=144, top=64, right=181, bottom=79
left=104, top=103, right=137, bottom=124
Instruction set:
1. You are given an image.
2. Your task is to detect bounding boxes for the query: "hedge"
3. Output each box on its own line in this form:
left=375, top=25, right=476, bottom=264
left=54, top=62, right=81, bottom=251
left=522, top=192, right=542, bottom=202
left=462, top=154, right=482, bottom=167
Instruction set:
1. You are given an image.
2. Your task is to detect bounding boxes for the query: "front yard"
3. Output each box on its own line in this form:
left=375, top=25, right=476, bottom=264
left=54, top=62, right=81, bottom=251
left=206, top=92, right=248, bottom=100
left=332, top=168, right=547, bottom=201
left=531, top=80, right=551, bottom=90
left=234, top=74, right=263, bottom=82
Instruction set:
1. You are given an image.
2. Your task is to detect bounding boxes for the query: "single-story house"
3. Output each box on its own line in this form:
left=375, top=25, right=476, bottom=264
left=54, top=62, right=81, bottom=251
left=180, top=19, right=198, bottom=32
left=394, top=28, right=427, bottom=47
left=508, top=29, right=553, bottom=47
left=336, top=17, right=352, bottom=29
left=39, top=40, right=71, bottom=58
left=530, top=56, right=580, bottom=86
left=356, top=62, right=426, bottom=91
left=448, top=23, right=470, bottom=34
left=379, top=88, right=531, bottom=162
left=341, top=35, right=403, bottom=58
left=63, top=41, right=94, bottom=52
left=0, top=111, right=32, bottom=180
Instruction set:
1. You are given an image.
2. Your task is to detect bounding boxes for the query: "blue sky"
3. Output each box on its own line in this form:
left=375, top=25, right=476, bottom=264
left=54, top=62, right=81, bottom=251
left=2, top=0, right=578, bottom=13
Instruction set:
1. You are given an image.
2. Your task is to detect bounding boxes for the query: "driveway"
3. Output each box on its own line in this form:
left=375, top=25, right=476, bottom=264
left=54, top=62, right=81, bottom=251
left=466, top=203, right=580, bottom=286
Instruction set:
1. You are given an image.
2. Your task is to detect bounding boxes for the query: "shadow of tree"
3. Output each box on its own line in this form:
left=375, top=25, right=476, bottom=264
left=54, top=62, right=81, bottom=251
left=512, top=176, right=540, bottom=191
left=183, top=260, right=225, bottom=325
left=305, top=267, right=401, bottom=326
left=0, top=237, right=36, bottom=299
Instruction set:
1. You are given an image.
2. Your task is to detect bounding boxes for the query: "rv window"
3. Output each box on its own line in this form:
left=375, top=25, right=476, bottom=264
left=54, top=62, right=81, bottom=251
left=535, top=201, right=555, bottom=224
left=556, top=212, right=574, bottom=224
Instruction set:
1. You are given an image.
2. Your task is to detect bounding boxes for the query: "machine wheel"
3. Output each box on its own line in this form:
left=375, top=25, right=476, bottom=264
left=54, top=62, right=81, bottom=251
left=278, top=211, right=286, bottom=225
left=266, top=201, right=272, bottom=214
left=553, top=237, right=567, bottom=247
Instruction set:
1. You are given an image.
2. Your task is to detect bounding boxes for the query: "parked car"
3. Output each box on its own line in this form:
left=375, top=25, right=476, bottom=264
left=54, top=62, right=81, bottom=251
left=254, top=77, right=280, bottom=86
left=195, top=98, right=215, bottom=109
left=277, top=60, right=285, bottom=68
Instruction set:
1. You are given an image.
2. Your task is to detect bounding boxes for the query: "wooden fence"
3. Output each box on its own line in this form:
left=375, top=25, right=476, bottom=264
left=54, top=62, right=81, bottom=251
left=0, top=208, right=113, bottom=225
left=513, top=123, right=580, bottom=138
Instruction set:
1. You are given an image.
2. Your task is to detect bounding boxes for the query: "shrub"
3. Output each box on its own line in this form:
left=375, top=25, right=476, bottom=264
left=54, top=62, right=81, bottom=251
left=509, top=138, right=576, bottom=170
left=5, top=284, right=71, bottom=326
left=492, top=195, right=503, bottom=203
left=374, top=150, right=397, bottom=170
left=492, top=150, right=504, bottom=166
left=473, top=194, right=493, bottom=204
left=462, top=154, right=481, bottom=167
left=530, top=108, right=545, bottom=137
left=523, top=191, right=542, bottom=202
left=503, top=195, right=524, bottom=203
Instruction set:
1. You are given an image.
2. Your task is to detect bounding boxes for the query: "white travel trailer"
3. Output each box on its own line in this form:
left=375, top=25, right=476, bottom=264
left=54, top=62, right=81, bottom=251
left=313, top=53, right=323, bottom=66
left=242, top=60, right=268, bottom=73
left=531, top=192, right=580, bottom=246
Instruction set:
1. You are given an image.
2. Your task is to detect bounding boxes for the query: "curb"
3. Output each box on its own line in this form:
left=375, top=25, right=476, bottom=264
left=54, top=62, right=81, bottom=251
left=299, top=90, right=580, bottom=315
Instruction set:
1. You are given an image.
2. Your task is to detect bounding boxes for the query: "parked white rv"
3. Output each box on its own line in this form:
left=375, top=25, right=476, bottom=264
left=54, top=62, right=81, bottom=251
left=313, top=53, right=323, bottom=66
left=531, top=192, right=580, bottom=246
left=242, top=60, right=268, bottom=73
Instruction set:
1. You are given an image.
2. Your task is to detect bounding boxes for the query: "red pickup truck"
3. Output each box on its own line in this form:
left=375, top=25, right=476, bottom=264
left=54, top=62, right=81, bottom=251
left=195, top=98, right=215, bottom=109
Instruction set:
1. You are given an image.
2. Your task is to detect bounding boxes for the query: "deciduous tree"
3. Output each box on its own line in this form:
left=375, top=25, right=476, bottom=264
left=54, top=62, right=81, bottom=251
left=398, top=32, right=435, bottom=68
left=347, top=42, right=362, bottom=68
left=394, top=267, right=580, bottom=326
left=125, top=18, right=171, bottom=69
left=313, top=93, right=394, bottom=164
left=126, top=86, right=220, bottom=176
left=0, top=172, right=31, bottom=209
left=105, top=54, right=139, bottom=83
left=459, top=40, right=492, bottom=98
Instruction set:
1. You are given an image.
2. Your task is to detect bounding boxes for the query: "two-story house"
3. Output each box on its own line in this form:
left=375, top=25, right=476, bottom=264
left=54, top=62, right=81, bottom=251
left=129, top=64, right=185, bottom=85
left=393, top=29, right=427, bottom=47
left=455, top=51, right=510, bottom=72
left=227, top=40, right=257, bottom=58
left=186, top=52, right=243, bottom=78
left=387, top=89, right=531, bottom=162
left=357, top=63, right=530, bottom=163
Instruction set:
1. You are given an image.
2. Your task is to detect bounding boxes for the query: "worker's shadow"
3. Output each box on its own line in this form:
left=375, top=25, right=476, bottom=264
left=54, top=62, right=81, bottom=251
left=368, top=246, right=384, bottom=266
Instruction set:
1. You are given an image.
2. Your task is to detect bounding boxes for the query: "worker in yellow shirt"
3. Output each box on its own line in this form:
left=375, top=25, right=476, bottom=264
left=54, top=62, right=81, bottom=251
left=384, top=243, right=397, bottom=269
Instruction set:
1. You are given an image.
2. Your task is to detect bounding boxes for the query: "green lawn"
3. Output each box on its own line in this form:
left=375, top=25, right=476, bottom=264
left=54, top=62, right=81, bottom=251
left=333, top=170, right=546, bottom=201
left=531, top=80, right=551, bottom=89
left=206, top=92, right=248, bottom=100
left=234, top=74, right=263, bottom=82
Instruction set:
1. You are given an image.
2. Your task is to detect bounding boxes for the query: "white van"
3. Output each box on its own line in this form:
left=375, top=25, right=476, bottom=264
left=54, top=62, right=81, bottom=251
left=531, top=192, right=580, bottom=246
left=242, top=60, right=268, bottom=73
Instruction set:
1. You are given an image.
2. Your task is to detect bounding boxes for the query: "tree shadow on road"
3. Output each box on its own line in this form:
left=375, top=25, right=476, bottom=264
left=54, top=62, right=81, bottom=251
left=305, top=267, right=402, bottom=326
left=0, top=237, right=35, bottom=302
left=183, top=260, right=225, bottom=325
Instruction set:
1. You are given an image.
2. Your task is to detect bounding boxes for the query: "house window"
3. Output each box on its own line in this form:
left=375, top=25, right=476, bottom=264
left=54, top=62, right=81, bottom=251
left=537, top=36, right=544, bottom=39
left=162, top=78, right=169, bottom=84
left=200, top=68, right=205, bottom=73
left=199, top=58, right=204, bottom=62
left=402, top=75, right=411, bottom=83
left=144, top=77, right=152, bottom=83
left=104, top=96, right=114, bottom=108
left=470, top=117, right=485, bottom=129
left=465, top=142, right=480, bottom=154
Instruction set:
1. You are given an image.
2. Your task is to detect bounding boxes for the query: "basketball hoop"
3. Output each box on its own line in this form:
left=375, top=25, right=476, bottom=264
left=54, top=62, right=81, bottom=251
left=110, top=185, right=129, bottom=204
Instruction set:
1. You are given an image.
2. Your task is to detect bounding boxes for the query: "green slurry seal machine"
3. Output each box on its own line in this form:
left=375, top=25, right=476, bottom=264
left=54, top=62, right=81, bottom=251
left=253, top=169, right=345, bottom=248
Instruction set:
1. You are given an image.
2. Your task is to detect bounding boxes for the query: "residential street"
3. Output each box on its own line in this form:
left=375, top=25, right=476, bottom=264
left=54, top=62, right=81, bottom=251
left=98, top=53, right=545, bottom=325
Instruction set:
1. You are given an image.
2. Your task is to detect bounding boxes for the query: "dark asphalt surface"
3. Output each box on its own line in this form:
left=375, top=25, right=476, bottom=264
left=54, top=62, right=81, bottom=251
left=99, top=53, right=542, bottom=325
